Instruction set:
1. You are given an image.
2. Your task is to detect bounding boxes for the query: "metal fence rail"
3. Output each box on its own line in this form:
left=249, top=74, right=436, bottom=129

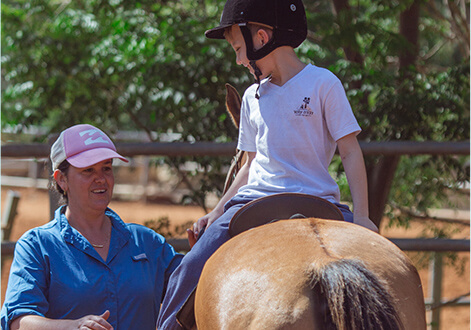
left=2, top=237, right=469, bottom=256
left=2, top=141, right=470, bottom=158
left=2, top=140, right=469, bottom=329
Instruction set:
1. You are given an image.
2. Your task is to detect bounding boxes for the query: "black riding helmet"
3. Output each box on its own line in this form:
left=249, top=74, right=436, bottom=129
left=205, top=0, right=307, bottom=98
left=205, top=0, right=307, bottom=61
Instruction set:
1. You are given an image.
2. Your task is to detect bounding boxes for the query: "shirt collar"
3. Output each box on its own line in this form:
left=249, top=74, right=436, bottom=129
left=56, top=205, right=132, bottom=253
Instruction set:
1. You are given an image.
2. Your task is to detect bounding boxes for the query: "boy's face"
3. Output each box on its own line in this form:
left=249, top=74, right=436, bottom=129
left=225, top=25, right=257, bottom=78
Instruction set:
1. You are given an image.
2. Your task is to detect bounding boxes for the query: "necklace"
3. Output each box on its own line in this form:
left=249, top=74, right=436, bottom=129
left=91, top=243, right=105, bottom=248
left=89, top=218, right=111, bottom=249
left=90, top=230, right=110, bottom=248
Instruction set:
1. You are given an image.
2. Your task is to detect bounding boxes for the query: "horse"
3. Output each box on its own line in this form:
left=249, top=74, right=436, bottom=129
left=194, top=217, right=426, bottom=329
left=182, top=84, right=426, bottom=329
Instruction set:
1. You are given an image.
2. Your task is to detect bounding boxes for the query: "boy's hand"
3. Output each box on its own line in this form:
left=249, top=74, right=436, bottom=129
left=193, top=208, right=224, bottom=236
left=187, top=229, right=197, bottom=249
left=354, top=216, right=379, bottom=233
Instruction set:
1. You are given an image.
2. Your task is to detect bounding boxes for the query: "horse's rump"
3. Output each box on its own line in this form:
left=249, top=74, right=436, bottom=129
left=195, top=219, right=426, bottom=329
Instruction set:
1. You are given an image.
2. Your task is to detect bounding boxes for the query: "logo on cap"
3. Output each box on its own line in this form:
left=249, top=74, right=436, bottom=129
left=79, top=129, right=110, bottom=146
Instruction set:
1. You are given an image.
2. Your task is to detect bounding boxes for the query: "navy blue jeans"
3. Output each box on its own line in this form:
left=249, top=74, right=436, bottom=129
left=157, top=196, right=353, bottom=329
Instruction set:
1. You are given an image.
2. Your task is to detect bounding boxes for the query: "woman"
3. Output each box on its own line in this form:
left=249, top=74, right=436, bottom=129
left=1, top=124, right=183, bottom=330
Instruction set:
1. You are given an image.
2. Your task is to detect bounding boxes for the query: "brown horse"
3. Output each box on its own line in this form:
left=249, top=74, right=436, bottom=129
left=187, top=85, right=426, bottom=329
left=194, top=218, right=426, bottom=329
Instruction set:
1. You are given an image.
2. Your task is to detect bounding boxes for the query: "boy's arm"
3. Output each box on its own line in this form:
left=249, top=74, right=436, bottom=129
left=337, top=133, right=378, bottom=232
left=193, top=151, right=256, bottom=235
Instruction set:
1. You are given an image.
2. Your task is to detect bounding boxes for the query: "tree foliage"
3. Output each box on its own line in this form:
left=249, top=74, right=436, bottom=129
left=2, top=0, right=469, bottom=222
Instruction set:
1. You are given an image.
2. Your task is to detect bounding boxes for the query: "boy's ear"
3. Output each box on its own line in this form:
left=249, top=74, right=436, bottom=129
left=256, top=27, right=272, bottom=47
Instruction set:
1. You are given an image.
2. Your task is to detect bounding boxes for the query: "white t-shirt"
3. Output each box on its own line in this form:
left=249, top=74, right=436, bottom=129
left=236, top=64, right=361, bottom=204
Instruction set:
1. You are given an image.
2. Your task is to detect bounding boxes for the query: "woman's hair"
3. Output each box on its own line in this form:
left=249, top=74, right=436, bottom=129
left=48, top=160, right=71, bottom=204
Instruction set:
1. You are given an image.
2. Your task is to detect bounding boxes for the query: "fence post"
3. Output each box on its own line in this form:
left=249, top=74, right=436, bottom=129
left=46, top=135, right=63, bottom=220
left=28, top=160, right=39, bottom=190
left=1, top=190, right=20, bottom=242
left=1, top=190, right=21, bottom=271
left=139, top=156, right=150, bottom=202
left=429, top=252, right=443, bottom=330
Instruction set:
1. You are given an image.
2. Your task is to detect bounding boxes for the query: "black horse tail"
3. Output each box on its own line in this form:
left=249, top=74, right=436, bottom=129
left=311, top=259, right=404, bottom=330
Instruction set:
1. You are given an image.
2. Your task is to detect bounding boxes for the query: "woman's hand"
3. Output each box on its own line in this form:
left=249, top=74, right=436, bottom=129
left=74, top=310, right=113, bottom=330
left=11, top=311, right=113, bottom=330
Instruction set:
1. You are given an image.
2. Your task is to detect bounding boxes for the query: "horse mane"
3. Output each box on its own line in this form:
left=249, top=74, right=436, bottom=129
left=222, top=83, right=245, bottom=194
left=311, top=258, right=404, bottom=330
left=225, top=83, right=242, bottom=129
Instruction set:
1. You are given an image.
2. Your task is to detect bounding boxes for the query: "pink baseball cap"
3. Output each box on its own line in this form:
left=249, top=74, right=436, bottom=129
left=51, top=124, right=128, bottom=170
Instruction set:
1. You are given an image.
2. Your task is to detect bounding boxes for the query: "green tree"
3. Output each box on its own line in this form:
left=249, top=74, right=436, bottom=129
left=2, top=0, right=469, bottom=224
left=2, top=0, right=251, bottom=210
left=302, top=0, right=469, bottom=225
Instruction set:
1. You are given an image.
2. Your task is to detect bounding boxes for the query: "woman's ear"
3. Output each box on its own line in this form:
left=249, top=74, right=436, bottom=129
left=53, top=169, right=68, bottom=193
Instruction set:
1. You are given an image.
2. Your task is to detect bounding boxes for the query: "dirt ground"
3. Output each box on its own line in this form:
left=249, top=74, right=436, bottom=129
left=1, top=187, right=469, bottom=329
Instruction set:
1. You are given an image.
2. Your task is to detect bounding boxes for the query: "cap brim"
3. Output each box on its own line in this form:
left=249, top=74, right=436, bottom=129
left=67, top=148, right=128, bottom=168
left=205, top=24, right=232, bottom=39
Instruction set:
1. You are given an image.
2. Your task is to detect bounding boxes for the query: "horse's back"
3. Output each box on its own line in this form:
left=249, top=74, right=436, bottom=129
left=195, top=218, right=426, bottom=330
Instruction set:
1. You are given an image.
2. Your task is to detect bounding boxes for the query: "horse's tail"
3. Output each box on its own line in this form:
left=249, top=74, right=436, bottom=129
left=311, top=258, right=404, bottom=330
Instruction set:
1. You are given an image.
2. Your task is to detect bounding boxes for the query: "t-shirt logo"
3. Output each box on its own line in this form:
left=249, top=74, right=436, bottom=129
left=293, top=97, right=313, bottom=117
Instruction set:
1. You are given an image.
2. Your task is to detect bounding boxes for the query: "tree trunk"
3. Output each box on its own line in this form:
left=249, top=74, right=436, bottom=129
left=367, top=1, right=421, bottom=226
left=331, top=0, right=364, bottom=66
left=331, top=0, right=421, bottom=228
left=366, top=156, right=401, bottom=227
left=399, top=0, right=420, bottom=69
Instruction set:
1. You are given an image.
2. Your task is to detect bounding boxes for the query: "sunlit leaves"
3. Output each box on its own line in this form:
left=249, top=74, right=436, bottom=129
left=1, top=0, right=469, bottom=212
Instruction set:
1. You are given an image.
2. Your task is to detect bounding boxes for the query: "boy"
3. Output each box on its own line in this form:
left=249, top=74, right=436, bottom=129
left=157, top=0, right=377, bottom=328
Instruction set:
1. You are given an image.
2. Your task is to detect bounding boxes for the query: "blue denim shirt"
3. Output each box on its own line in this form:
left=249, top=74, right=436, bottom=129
left=1, top=206, right=183, bottom=330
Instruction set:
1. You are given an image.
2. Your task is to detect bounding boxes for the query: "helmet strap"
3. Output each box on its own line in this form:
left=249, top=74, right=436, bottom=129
left=239, top=24, right=278, bottom=62
left=240, top=23, right=276, bottom=99
left=249, top=60, right=262, bottom=99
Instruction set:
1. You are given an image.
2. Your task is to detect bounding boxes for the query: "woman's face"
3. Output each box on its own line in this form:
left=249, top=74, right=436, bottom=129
left=55, top=159, right=114, bottom=214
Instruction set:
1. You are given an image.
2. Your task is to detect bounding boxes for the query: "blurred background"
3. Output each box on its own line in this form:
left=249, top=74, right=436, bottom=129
left=1, top=1, right=470, bottom=328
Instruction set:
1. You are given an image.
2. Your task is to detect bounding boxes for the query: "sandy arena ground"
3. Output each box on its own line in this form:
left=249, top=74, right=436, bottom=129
left=1, top=187, right=469, bottom=329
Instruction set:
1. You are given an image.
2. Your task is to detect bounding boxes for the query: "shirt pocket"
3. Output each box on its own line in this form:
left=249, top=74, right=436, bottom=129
left=131, top=252, right=148, bottom=262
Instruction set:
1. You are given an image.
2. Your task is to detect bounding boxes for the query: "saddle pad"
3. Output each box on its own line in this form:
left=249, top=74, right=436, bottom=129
left=229, top=193, right=344, bottom=237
